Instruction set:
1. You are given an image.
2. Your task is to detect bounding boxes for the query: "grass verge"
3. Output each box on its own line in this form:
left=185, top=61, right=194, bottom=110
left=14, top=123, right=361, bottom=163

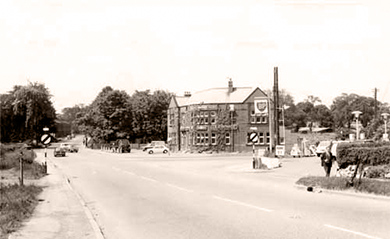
left=0, top=143, right=46, bottom=239
left=296, top=176, right=390, bottom=197
left=0, top=184, right=43, bottom=239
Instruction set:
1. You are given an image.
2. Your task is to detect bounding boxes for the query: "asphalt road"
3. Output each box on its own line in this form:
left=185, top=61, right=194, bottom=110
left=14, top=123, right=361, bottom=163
left=48, top=138, right=390, bottom=239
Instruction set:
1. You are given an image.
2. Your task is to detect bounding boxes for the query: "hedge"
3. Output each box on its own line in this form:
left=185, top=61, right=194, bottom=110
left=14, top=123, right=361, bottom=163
left=336, top=142, right=390, bottom=169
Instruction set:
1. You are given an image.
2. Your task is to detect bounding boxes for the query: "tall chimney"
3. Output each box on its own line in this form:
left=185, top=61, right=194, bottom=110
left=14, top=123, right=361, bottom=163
left=228, top=78, right=233, bottom=93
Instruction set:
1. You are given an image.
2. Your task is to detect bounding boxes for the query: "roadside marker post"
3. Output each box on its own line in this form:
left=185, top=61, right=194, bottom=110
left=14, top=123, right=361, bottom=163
left=41, top=133, right=51, bottom=174
left=249, top=132, right=258, bottom=169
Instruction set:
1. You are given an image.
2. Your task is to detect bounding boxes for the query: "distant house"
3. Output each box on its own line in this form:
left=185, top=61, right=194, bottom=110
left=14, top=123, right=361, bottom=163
left=167, top=79, right=280, bottom=153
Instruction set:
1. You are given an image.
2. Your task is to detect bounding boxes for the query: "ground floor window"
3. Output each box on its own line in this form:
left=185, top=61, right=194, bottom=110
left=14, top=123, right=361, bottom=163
left=225, top=132, right=231, bottom=145
left=211, top=133, right=216, bottom=145
left=266, top=132, right=270, bottom=144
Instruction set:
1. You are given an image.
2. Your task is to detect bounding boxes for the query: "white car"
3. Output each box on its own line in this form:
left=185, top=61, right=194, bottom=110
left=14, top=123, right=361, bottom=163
left=146, top=145, right=169, bottom=154
left=315, top=141, right=331, bottom=157
left=60, top=143, right=71, bottom=151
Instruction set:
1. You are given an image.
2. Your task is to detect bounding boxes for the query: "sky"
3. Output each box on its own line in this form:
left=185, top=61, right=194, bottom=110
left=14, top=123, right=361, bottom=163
left=1, top=0, right=389, bottom=113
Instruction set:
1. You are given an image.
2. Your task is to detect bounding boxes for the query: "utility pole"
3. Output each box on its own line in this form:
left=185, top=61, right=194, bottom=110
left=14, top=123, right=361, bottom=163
left=374, top=88, right=379, bottom=120
left=273, top=67, right=280, bottom=147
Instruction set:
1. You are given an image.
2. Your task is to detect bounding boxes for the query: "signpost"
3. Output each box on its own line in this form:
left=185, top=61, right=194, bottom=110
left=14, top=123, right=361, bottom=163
left=249, top=132, right=258, bottom=169
left=41, top=130, right=51, bottom=174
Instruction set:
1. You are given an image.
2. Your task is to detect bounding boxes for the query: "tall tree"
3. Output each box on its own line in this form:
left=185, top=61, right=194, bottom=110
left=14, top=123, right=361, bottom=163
left=1, top=82, right=56, bottom=143
left=77, top=86, right=132, bottom=142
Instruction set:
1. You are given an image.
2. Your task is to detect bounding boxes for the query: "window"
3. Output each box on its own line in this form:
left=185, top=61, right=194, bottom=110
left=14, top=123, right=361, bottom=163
left=262, top=116, right=267, bottom=124
left=256, top=116, right=261, bottom=123
left=204, top=133, right=209, bottom=144
left=211, top=133, right=217, bottom=145
left=199, top=112, right=204, bottom=125
left=251, top=116, right=256, bottom=124
left=225, top=132, right=231, bottom=145
left=210, top=111, right=217, bottom=124
left=266, top=132, right=270, bottom=144
left=204, top=111, right=209, bottom=124
left=259, top=132, right=264, bottom=144
left=197, top=133, right=201, bottom=144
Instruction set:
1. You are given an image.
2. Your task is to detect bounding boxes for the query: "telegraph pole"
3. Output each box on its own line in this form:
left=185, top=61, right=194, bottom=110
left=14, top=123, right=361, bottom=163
left=374, top=88, right=379, bottom=120
left=273, top=67, right=280, bottom=147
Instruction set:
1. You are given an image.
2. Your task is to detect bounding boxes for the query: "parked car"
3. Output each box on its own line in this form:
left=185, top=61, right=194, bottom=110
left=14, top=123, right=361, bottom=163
left=315, top=140, right=331, bottom=157
left=54, top=147, right=66, bottom=157
left=142, top=141, right=166, bottom=151
left=146, top=145, right=169, bottom=154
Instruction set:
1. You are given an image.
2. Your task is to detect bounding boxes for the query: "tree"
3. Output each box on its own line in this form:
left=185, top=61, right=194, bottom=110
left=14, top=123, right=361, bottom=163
left=331, top=93, right=376, bottom=131
left=76, top=86, right=132, bottom=142
left=1, top=82, right=56, bottom=143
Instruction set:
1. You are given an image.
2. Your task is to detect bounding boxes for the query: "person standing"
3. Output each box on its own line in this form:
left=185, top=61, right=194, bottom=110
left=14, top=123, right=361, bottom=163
left=321, top=145, right=333, bottom=177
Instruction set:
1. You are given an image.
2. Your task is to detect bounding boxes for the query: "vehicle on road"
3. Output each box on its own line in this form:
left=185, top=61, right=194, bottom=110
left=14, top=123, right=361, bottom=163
left=60, top=143, right=78, bottom=152
left=146, top=145, right=169, bottom=154
left=290, top=144, right=302, bottom=157
left=60, top=143, right=71, bottom=151
left=69, top=144, right=79, bottom=153
left=315, top=140, right=331, bottom=157
left=142, top=141, right=166, bottom=151
left=54, top=147, right=66, bottom=157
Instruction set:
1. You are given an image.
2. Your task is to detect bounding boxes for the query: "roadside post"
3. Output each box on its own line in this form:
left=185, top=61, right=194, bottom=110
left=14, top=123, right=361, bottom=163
left=249, top=128, right=258, bottom=169
left=19, top=151, right=24, bottom=186
left=41, top=129, right=51, bottom=174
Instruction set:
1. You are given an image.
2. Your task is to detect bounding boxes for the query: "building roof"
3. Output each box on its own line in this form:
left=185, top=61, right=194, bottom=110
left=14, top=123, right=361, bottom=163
left=174, top=87, right=261, bottom=107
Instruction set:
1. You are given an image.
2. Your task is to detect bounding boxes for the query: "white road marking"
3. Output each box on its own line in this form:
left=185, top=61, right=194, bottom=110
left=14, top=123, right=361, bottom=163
left=324, top=224, right=382, bottom=239
left=140, top=176, right=158, bottom=183
left=166, top=183, right=193, bottom=193
left=125, top=171, right=136, bottom=176
left=213, top=195, right=273, bottom=213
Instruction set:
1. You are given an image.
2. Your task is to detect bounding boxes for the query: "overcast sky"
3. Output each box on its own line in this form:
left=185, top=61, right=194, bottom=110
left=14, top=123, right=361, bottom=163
left=1, top=0, right=389, bottom=113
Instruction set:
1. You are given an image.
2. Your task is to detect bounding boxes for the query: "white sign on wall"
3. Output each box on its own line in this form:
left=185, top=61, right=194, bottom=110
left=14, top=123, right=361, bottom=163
left=254, top=98, right=268, bottom=115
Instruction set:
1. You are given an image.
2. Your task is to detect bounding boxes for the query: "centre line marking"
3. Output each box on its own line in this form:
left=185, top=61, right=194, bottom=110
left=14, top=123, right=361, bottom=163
left=166, top=183, right=193, bottom=193
left=125, top=171, right=136, bottom=176
left=213, top=196, right=273, bottom=213
left=324, top=224, right=382, bottom=239
left=140, top=176, right=158, bottom=183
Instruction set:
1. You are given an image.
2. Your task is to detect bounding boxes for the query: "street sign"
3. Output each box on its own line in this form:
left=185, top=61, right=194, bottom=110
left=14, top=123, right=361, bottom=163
left=276, top=145, right=285, bottom=156
left=249, top=132, right=258, bottom=143
left=41, top=134, right=51, bottom=145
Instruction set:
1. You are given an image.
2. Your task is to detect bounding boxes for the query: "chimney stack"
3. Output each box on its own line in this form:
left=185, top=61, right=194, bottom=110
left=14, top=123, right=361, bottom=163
left=228, top=78, right=234, bottom=93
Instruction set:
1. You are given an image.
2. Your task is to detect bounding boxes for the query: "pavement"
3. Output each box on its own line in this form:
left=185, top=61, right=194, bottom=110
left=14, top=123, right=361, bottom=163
left=7, top=150, right=389, bottom=239
left=8, top=152, right=103, bottom=239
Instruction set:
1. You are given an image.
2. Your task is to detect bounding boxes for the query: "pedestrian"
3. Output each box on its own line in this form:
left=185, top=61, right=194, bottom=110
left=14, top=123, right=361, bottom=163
left=320, top=144, right=333, bottom=177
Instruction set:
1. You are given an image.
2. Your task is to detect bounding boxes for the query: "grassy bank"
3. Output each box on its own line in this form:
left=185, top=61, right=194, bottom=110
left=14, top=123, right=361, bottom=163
left=0, top=184, right=43, bottom=238
left=296, top=176, right=390, bottom=197
left=0, top=143, right=46, bottom=238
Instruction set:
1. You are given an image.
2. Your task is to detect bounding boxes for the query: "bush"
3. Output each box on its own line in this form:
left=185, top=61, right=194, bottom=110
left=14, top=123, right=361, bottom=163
left=365, top=165, right=390, bottom=178
left=336, top=142, right=390, bottom=169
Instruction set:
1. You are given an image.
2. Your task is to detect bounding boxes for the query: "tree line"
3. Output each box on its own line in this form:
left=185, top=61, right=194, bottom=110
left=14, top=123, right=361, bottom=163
left=59, top=86, right=173, bottom=144
left=2, top=82, right=389, bottom=144
left=278, top=91, right=390, bottom=140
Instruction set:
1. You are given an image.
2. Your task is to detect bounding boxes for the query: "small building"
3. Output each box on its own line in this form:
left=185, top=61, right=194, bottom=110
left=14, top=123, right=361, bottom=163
left=168, top=79, right=277, bottom=153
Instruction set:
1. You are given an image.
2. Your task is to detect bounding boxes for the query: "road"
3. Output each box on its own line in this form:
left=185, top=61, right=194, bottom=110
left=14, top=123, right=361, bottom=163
left=48, top=137, right=390, bottom=239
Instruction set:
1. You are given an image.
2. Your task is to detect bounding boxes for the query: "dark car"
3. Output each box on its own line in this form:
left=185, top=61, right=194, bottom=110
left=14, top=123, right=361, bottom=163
left=69, top=144, right=79, bottom=153
left=54, top=147, right=66, bottom=157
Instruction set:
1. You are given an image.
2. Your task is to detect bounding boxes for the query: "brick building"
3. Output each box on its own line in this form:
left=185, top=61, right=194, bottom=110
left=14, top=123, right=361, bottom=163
left=168, top=80, right=279, bottom=153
